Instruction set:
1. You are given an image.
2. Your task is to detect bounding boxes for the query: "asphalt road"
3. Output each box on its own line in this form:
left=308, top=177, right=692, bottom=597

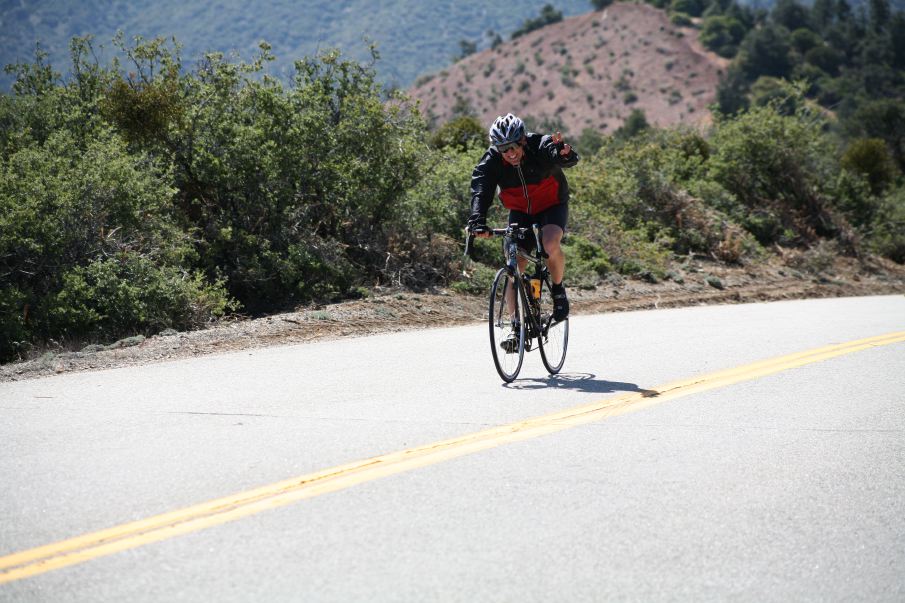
left=1, top=295, right=904, bottom=601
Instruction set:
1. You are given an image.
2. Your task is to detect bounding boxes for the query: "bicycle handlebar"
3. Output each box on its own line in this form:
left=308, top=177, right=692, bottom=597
left=463, top=224, right=547, bottom=260
left=463, top=225, right=509, bottom=260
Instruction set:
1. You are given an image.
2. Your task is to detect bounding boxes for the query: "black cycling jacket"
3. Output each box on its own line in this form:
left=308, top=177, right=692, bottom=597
left=470, top=132, right=580, bottom=222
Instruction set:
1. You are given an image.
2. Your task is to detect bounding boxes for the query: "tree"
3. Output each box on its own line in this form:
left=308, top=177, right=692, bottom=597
left=700, top=15, right=747, bottom=58
left=671, top=0, right=706, bottom=18
left=750, top=76, right=802, bottom=115
left=850, top=99, right=905, bottom=170
left=892, top=13, right=905, bottom=69
left=805, top=45, right=843, bottom=76
left=576, top=127, right=606, bottom=155
left=715, top=67, right=751, bottom=115
left=868, top=0, right=891, bottom=32
left=841, top=138, right=899, bottom=198
left=455, top=39, right=477, bottom=62
left=614, top=109, right=650, bottom=140
left=790, top=28, right=822, bottom=55
left=512, top=4, right=563, bottom=39
left=485, top=29, right=503, bottom=50
left=737, top=23, right=794, bottom=81
left=811, top=0, right=836, bottom=30
left=772, top=0, right=811, bottom=32
left=430, top=116, right=485, bottom=151
left=835, top=0, right=853, bottom=23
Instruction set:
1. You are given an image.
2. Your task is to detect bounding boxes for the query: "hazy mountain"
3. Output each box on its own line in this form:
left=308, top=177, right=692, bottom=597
left=0, top=0, right=594, bottom=90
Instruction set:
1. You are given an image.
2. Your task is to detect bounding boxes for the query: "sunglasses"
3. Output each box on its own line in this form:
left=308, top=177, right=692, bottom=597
left=496, top=142, right=521, bottom=153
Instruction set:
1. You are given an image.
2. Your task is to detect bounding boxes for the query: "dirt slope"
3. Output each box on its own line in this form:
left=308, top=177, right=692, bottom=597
left=407, top=2, right=729, bottom=134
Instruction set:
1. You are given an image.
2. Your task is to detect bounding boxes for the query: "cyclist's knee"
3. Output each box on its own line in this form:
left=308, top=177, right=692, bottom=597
left=541, top=226, right=564, bottom=246
left=544, top=237, right=564, bottom=256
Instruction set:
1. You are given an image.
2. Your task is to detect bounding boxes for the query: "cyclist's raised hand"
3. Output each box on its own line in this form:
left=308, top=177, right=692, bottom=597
left=551, top=131, right=572, bottom=156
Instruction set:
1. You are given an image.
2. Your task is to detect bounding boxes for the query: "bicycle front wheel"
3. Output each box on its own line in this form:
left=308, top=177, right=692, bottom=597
left=538, top=284, right=569, bottom=374
left=488, top=268, right=525, bottom=382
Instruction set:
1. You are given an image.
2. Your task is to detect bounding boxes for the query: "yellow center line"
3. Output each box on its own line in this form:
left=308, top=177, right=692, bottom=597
left=2, top=330, right=904, bottom=584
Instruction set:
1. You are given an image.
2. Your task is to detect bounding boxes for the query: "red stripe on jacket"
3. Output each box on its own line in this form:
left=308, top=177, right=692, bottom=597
left=498, top=175, right=560, bottom=214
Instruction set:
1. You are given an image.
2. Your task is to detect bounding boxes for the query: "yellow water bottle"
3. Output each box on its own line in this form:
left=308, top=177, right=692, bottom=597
left=530, top=278, right=541, bottom=299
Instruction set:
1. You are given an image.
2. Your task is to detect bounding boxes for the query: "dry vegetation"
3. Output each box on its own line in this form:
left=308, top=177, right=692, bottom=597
left=407, top=3, right=729, bottom=134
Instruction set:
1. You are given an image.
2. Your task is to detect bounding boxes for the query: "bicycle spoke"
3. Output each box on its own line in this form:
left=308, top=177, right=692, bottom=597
left=538, top=284, right=569, bottom=374
left=489, top=269, right=524, bottom=382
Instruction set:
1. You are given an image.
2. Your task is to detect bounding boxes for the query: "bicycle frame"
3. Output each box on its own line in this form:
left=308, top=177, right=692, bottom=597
left=476, top=224, right=552, bottom=343
left=466, top=222, right=570, bottom=381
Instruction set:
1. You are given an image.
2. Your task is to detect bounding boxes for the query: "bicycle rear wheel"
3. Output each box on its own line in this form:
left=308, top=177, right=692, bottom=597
left=488, top=268, right=525, bottom=382
left=538, top=283, right=569, bottom=374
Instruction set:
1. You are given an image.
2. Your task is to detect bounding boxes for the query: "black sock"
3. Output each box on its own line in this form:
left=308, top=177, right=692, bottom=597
left=552, top=282, right=565, bottom=293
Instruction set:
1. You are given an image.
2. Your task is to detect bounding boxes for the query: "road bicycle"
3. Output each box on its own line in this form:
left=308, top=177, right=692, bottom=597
left=465, top=224, right=569, bottom=382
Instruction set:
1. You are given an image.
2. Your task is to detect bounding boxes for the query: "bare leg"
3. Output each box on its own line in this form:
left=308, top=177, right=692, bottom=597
left=506, top=255, right=530, bottom=318
left=542, top=225, right=565, bottom=284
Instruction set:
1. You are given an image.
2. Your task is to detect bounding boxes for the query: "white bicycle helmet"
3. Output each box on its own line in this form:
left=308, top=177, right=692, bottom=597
left=488, top=113, right=526, bottom=147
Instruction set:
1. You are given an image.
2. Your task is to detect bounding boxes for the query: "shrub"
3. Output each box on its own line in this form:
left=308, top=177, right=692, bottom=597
left=0, top=124, right=227, bottom=360
left=804, top=45, right=843, bottom=76
left=157, top=45, right=428, bottom=310
left=671, top=0, right=706, bottom=18
left=840, top=138, right=899, bottom=197
left=670, top=13, right=694, bottom=27
left=700, top=16, right=746, bottom=58
left=563, top=235, right=614, bottom=288
left=430, top=115, right=486, bottom=151
left=394, top=145, right=488, bottom=287
left=706, top=101, right=855, bottom=250
left=511, top=4, right=563, bottom=39
left=0, top=287, right=30, bottom=360
left=868, top=187, right=905, bottom=263
left=45, top=254, right=232, bottom=340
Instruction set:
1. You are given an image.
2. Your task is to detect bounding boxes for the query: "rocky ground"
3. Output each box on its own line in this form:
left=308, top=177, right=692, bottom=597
left=2, top=252, right=904, bottom=382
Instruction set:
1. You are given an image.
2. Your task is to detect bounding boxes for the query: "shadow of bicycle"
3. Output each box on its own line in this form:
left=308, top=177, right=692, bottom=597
left=504, top=372, right=659, bottom=397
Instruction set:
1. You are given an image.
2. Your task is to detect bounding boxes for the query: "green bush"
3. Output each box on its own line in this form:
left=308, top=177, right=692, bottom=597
left=0, top=123, right=221, bottom=360
left=398, top=145, right=481, bottom=239
left=671, top=0, right=706, bottom=18
left=121, top=42, right=429, bottom=310
left=0, top=287, right=30, bottom=360
left=700, top=16, right=746, bottom=58
left=670, top=12, right=694, bottom=27
left=749, top=76, right=802, bottom=114
left=511, top=4, right=563, bottom=39
left=430, top=116, right=486, bottom=151
left=706, top=102, right=855, bottom=249
left=576, top=127, right=606, bottom=156
left=840, top=138, right=899, bottom=197
left=868, top=188, right=905, bottom=263
left=45, top=254, right=232, bottom=340
left=562, top=235, right=614, bottom=288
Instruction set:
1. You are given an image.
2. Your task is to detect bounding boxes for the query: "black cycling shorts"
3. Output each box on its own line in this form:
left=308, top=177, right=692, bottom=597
left=508, top=203, right=568, bottom=252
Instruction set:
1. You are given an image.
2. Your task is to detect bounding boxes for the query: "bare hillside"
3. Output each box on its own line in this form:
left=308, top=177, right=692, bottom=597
left=407, top=2, right=730, bottom=135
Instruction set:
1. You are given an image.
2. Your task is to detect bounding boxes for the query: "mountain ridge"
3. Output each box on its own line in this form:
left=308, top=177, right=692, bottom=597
left=407, top=3, right=729, bottom=136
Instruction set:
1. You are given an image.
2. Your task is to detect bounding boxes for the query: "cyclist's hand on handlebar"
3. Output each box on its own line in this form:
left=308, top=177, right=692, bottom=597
left=466, top=219, right=491, bottom=238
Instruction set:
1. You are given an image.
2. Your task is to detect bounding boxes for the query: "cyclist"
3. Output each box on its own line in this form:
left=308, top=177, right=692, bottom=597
left=467, top=113, right=580, bottom=328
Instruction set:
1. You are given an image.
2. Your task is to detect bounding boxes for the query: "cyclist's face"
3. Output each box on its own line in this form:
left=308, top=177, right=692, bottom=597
left=499, top=141, right=525, bottom=166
